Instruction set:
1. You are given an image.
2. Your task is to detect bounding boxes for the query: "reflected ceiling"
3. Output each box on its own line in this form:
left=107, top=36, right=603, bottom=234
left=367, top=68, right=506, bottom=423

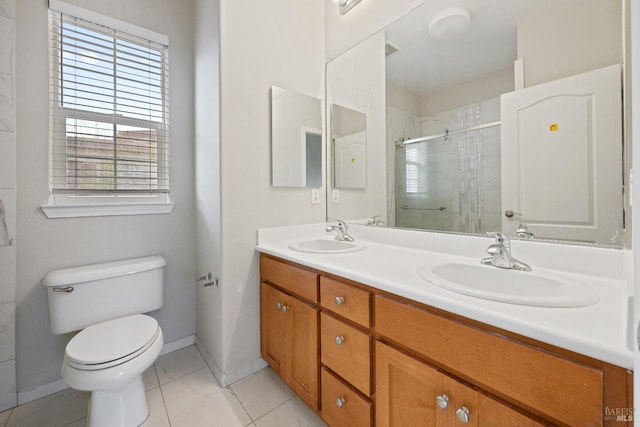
left=385, top=0, right=538, bottom=95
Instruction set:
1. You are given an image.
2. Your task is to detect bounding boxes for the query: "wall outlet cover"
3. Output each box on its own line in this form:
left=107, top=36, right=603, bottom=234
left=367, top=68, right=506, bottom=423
left=311, top=189, right=320, bottom=204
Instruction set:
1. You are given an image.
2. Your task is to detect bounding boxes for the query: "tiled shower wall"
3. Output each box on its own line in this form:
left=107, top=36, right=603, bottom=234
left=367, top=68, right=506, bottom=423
left=393, top=98, right=501, bottom=233
left=0, top=0, right=17, bottom=412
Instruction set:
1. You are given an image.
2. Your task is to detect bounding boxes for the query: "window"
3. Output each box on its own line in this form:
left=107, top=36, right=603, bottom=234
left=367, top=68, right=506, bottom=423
left=44, top=1, right=172, bottom=217
left=405, top=143, right=427, bottom=195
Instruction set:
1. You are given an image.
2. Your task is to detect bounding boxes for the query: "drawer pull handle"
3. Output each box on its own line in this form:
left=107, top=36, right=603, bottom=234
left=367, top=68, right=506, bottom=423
left=435, top=394, right=449, bottom=409
left=336, top=397, right=346, bottom=408
left=335, top=336, right=345, bottom=345
left=53, top=286, right=74, bottom=293
left=335, top=296, right=345, bottom=305
left=455, top=406, right=470, bottom=423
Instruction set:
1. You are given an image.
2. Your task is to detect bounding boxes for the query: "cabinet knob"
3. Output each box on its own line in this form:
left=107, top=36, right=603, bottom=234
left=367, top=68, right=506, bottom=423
left=335, top=336, right=345, bottom=345
left=335, top=296, right=345, bottom=305
left=276, top=302, right=283, bottom=309
left=336, top=397, right=346, bottom=408
left=435, top=394, right=449, bottom=409
left=455, top=407, right=470, bottom=423
left=281, top=305, right=289, bottom=313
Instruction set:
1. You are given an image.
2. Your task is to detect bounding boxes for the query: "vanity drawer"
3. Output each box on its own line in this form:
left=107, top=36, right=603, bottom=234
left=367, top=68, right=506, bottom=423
left=374, top=294, right=603, bottom=426
left=321, top=368, right=372, bottom=427
left=260, top=255, right=318, bottom=303
left=320, top=276, right=371, bottom=328
left=321, top=312, right=371, bottom=395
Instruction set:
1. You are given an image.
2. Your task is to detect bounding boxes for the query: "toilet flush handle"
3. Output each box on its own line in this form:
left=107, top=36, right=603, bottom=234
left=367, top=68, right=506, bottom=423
left=53, top=286, right=74, bottom=293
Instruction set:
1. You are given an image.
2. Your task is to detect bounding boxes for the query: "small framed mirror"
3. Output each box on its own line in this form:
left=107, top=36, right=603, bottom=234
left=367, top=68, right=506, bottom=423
left=331, top=103, right=367, bottom=189
left=271, top=86, right=322, bottom=187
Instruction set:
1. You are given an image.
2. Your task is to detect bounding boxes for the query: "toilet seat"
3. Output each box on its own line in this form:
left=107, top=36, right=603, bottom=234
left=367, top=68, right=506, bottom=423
left=65, top=314, right=160, bottom=371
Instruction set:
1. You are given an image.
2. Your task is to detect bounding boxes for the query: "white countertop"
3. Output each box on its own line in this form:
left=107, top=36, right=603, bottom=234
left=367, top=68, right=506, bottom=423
left=256, top=224, right=633, bottom=370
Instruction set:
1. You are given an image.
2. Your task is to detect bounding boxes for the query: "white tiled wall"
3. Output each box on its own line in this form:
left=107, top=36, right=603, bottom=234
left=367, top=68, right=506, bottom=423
left=0, top=0, right=17, bottom=412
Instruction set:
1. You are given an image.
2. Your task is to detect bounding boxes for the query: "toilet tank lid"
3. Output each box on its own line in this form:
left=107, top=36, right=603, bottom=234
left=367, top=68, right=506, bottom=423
left=42, top=255, right=166, bottom=287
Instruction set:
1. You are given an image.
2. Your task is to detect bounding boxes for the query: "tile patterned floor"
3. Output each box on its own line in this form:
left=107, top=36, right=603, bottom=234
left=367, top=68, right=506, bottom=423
left=0, top=346, right=328, bottom=427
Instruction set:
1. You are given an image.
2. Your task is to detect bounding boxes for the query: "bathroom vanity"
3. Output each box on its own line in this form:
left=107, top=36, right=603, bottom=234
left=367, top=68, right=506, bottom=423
left=257, top=226, right=633, bottom=427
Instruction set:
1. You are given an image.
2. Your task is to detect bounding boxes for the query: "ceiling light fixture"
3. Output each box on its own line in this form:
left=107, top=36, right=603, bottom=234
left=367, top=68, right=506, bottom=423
left=338, top=0, right=362, bottom=15
left=428, top=7, right=471, bottom=40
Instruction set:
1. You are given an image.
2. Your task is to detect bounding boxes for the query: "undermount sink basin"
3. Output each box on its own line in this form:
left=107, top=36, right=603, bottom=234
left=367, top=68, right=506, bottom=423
left=417, top=262, right=599, bottom=308
left=288, top=238, right=366, bottom=254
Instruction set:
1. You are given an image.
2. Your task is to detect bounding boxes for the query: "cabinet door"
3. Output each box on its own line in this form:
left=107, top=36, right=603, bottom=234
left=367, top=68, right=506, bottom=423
left=261, top=282, right=319, bottom=411
left=376, top=341, right=478, bottom=427
left=478, top=396, right=545, bottom=427
left=288, top=295, right=319, bottom=410
left=260, top=282, right=288, bottom=374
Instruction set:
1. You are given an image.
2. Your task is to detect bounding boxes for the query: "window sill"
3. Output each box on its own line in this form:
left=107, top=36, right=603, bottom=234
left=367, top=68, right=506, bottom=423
left=41, top=202, right=175, bottom=219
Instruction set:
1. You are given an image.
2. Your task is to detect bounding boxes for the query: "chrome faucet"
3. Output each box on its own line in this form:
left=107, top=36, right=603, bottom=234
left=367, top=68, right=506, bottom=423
left=366, top=215, right=384, bottom=227
left=326, top=220, right=355, bottom=242
left=481, top=232, right=531, bottom=271
left=515, top=222, right=535, bottom=240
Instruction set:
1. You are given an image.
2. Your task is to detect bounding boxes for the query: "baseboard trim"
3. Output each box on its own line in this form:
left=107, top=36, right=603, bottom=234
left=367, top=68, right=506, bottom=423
left=194, top=336, right=267, bottom=387
left=160, top=334, right=195, bottom=356
left=17, top=334, right=196, bottom=406
left=17, top=378, right=68, bottom=406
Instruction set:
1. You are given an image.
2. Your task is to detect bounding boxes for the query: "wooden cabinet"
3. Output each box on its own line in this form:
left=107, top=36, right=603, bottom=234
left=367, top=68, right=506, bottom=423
left=477, top=396, right=546, bottom=427
left=375, top=294, right=631, bottom=426
left=320, top=275, right=371, bottom=328
left=318, top=275, right=373, bottom=425
left=320, top=312, right=371, bottom=395
left=260, top=283, right=288, bottom=373
left=376, top=341, right=545, bottom=427
left=376, top=340, right=474, bottom=426
left=259, top=255, right=632, bottom=426
left=321, top=368, right=372, bottom=427
left=260, top=257, right=319, bottom=410
left=261, top=255, right=318, bottom=303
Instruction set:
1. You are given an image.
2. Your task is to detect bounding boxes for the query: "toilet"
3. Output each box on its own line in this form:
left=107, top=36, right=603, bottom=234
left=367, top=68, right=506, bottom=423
left=42, top=255, right=167, bottom=427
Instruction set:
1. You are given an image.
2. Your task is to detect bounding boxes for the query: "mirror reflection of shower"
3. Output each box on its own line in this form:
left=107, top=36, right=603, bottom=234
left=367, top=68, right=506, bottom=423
left=390, top=98, right=502, bottom=234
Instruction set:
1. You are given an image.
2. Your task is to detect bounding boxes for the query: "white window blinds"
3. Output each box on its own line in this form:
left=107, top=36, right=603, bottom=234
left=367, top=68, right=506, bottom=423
left=48, top=9, right=170, bottom=194
left=405, top=143, right=427, bottom=194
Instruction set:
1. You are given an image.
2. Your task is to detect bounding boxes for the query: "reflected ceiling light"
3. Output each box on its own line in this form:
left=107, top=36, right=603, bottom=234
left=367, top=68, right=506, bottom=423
left=428, top=7, right=471, bottom=40
left=338, top=0, right=362, bottom=15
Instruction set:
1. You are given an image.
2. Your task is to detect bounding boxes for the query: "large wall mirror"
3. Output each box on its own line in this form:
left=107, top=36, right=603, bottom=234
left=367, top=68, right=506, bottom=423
left=271, top=86, right=323, bottom=187
left=326, top=0, right=629, bottom=247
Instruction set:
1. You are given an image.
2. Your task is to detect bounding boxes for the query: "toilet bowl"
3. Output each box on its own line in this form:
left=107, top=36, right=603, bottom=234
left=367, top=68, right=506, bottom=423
left=42, top=255, right=166, bottom=427
left=62, top=315, right=163, bottom=427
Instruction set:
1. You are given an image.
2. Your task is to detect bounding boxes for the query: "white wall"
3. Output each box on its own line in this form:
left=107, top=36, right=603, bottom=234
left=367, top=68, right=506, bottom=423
left=327, top=31, right=387, bottom=222
left=325, top=0, right=427, bottom=61
left=194, top=0, right=223, bottom=379
left=0, top=0, right=17, bottom=412
left=517, top=0, right=622, bottom=87
left=194, top=0, right=325, bottom=385
left=15, top=0, right=197, bottom=396
left=420, top=67, right=514, bottom=117
left=386, top=82, right=420, bottom=118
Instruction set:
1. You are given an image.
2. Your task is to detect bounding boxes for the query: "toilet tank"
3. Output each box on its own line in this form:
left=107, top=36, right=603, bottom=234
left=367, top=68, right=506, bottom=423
left=42, top=255, right=166, bottom=334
